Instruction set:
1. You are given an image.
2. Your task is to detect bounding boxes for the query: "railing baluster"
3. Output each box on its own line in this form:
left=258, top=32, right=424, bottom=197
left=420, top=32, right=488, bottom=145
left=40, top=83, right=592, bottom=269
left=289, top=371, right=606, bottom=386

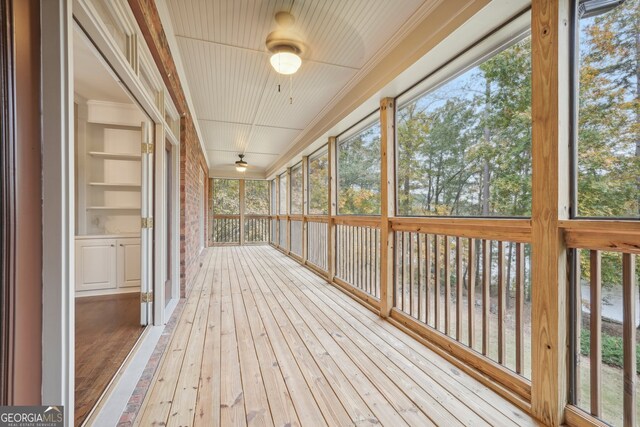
left=623, top=253, right=636, bottom=427
left=418, top=233, right=422, bottom=322
left=410, top=232, right=414, bottom=317
left=482, top=240, right=490, bottom=356
left=425, top=234, right=431, bottom=326
left=445, top=236, right=451, bottom=335
left=589, top=250, right=602, bottom=417
left=468, top=238, right=476, bottom=349
left=516, top=242, right=524, bottom=375
left=498, top=241, right=506, bottom=365
left=435, top=235, right=441, bottom=331
left=456, top=236, right=463, bottom=341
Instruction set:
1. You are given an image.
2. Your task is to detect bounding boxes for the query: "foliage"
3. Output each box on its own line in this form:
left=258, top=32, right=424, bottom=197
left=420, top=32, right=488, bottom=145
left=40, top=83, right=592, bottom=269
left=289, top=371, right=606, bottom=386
left=396, top=37, right=531, bottom=216
left=309, top=150, right=328, bottom=215
left=577, top=0, right=639, bottom=218
left=580, top=329, right=640, bottom=374
left=338, top=121, right=381, bottom=215
left=279, top=173, right=288, bottom=214
left=245, top=180, right=269, bottom=215
left=290, top=164, right=303, bottom=214
left=212, top=178, right=239, bottom=215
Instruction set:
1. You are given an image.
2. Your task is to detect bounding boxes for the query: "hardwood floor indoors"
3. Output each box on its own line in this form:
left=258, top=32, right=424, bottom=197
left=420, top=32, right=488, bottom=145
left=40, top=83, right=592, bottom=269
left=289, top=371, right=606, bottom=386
left=134, top=245, right=539, bottom=426
left=75, top=292, right=144, bottom=425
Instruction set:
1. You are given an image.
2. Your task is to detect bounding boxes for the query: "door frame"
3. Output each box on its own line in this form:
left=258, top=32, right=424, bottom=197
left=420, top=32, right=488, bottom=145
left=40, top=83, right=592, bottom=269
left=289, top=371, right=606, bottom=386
left=154, top=124, right=181, bottom=324
left=0, top=0, right=15, bottom=405
left=41, top=0, right=74, bottom=416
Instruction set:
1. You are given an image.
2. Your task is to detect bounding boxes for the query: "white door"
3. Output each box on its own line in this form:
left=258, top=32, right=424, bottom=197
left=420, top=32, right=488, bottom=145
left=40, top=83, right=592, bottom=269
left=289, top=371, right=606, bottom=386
left=117, top=238, right=141, bottom=288
left=140, top=122, right=154, bottom=325
left=75, top=238, right=117, bottom=291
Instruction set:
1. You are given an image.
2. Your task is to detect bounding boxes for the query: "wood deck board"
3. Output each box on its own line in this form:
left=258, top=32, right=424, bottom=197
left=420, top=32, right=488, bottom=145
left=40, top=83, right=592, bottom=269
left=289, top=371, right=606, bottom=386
left=134, top=246, right=539, bottom=427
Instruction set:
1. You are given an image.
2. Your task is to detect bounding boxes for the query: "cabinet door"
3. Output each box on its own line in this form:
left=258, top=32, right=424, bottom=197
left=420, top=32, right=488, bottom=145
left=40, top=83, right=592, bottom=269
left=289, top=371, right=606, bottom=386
left=75, top=239, right=117, bottom=291
left=117, top=238, right=141, bottom=288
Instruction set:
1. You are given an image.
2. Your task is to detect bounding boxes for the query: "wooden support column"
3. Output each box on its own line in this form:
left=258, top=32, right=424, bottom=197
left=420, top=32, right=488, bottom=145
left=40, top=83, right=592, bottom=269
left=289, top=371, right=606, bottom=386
left=380, top=97, right=395, bottom=318
left=275, top=174, right=280, bottom=248
left=328, top=137, right=337, bottom=282
left=286, top=167, right=291, bottom=253
left=302, top=156, right=309, bottom=263
left=239, top=179, right=245, bottom=245
left=531, top=0, right=570, bottom=425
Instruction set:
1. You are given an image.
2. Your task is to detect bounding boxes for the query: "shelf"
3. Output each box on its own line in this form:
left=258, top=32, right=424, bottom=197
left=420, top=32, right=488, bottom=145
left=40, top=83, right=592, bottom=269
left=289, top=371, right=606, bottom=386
left=89, top=182, right=141, bottom=188
left=89, top=151, right=141, bottom=160
left=86, top=206, right=141, bottom=210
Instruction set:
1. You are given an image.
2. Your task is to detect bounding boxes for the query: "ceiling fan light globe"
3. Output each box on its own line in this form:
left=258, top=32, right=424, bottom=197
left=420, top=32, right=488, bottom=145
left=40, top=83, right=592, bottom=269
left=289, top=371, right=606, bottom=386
left=270, top=51, right=301, bottom=75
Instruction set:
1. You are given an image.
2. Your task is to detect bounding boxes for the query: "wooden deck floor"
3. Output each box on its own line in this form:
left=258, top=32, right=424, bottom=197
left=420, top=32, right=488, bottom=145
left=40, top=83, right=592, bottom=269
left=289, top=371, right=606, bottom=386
left=134, top=245, right=539, bottom=427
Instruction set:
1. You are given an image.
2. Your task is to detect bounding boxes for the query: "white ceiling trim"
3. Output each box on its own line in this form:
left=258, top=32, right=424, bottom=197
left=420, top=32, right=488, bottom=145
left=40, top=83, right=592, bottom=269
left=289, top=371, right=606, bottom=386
left=155, top=0, right=209, bottom=165
left=174, top=34, right=361, bottom=71
left=198, top=117, right=303, bottom=132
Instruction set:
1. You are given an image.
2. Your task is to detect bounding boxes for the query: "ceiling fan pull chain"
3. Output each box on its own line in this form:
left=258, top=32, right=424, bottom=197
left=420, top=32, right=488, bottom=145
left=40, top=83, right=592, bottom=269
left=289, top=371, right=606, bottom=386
left=289, top=75, right=293, bottom=104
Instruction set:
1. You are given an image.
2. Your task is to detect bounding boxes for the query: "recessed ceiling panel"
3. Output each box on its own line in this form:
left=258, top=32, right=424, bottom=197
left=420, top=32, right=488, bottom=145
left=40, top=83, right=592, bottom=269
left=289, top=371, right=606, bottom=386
left=253, top=61, right=356, bottom=129
left=248, top=126, right=301, bottom=155
left=177, top=37, right=271, bottom=123
left=199, top=120, right=252, bottom=153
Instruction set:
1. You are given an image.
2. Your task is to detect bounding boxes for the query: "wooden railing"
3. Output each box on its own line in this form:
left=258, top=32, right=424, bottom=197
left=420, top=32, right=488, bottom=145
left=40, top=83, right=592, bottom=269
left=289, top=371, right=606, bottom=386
left=290, top=219, right=303, bottom=257
left=307, top=217, right=328, bottom=271
left=335, top=218, right=381, bottom=300
left=389, top=218, right=533, bottom=399
left=211, top=215, right=240, bottom=244
left=244, top=215, right=270, bottom=243
left=562, top=221, right=640, bottom=427
left=270, top=217, right=277, bottom=245
left=278, top=218, right=287, bottom=248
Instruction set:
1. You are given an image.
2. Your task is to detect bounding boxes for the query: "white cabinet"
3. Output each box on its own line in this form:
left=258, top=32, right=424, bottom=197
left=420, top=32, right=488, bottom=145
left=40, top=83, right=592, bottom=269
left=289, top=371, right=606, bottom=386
left=75, top=238, right=117, bottom=292
left=75, top=236, right=140, bottom=295
left=117, top=238, right=141, bottom=288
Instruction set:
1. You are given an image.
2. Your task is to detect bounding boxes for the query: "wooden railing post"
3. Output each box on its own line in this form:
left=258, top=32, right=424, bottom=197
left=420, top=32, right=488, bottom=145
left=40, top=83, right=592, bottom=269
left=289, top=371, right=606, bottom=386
left=380, top=97, right=395, bottom=318
left=286, top=167, right=292, bottom=253
left=328, top=137, right=337, bottom=282
left=275, top=174, right=281, bottom=248
left=239, top=179, right=245, bottom=245
left=302, top=156, right=309, bottom=263
left=531, top=0, right=570, bottom=425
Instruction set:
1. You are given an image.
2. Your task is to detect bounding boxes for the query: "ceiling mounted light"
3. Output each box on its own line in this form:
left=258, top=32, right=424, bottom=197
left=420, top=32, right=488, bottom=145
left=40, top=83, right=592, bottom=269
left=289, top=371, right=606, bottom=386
left=266, top=11, right=305, bottom=76
left=269, top=47, right=302, bottom=75
left=235, top=154, right=248, bottom=173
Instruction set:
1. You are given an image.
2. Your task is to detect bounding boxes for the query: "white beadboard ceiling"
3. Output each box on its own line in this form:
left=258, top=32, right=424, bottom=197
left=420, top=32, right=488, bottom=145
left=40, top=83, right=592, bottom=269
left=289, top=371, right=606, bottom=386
left=164, top=0, right=430, bottom=177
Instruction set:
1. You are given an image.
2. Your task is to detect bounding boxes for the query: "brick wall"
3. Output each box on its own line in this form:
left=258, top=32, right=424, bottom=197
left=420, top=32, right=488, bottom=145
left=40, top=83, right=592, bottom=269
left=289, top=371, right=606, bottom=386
left=129, top=0, right=208, bottom=296
left=179, top=119, right=208, bottom=296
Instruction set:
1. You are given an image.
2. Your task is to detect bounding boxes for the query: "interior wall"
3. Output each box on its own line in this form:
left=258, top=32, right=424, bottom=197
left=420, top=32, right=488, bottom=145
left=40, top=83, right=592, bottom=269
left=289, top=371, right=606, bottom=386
left=13, top=0, right=42, bottom=405
left=128, top=0, right=209, bottom=297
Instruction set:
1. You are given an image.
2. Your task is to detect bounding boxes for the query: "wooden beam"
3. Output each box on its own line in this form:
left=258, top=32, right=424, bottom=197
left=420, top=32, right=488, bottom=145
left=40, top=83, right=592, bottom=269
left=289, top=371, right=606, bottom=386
left=302, top=156, right=309, bottom=263
left=275, top=175, right=281, bottom=249
left=379, top=97, right=395, bottom=317
left=328, top=137, right=337, bottom=282
left=239, top=179, right=245, bottom=245
left=286, top=167, right=291, bottom=253
left=530, top=0, right=571, bottom=424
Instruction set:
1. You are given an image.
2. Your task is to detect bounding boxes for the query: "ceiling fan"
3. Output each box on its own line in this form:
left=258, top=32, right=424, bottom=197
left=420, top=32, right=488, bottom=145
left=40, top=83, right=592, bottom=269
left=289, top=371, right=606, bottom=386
left=235, top=154, right=248, bottom=173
